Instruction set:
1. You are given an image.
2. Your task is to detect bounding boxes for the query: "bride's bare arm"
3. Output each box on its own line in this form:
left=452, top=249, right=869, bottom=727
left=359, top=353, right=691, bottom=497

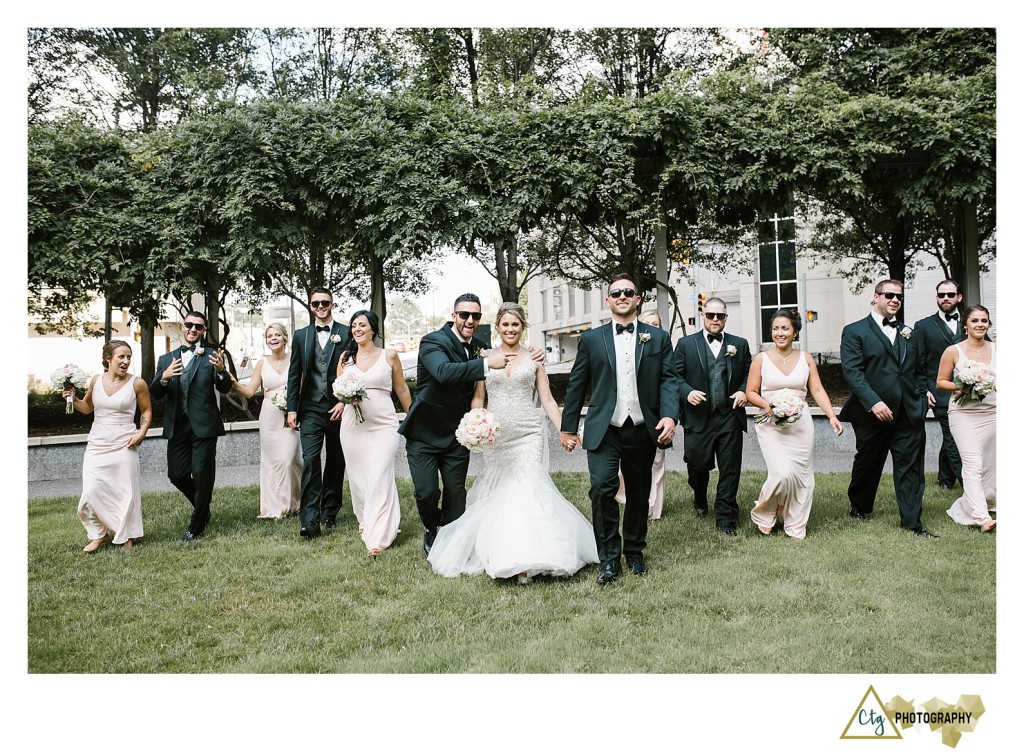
left=470, top=380, right=485, bottom=410
left=534, top=365, right=564, bottom=429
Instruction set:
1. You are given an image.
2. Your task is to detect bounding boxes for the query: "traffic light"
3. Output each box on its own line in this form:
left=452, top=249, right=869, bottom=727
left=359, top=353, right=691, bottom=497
left=697, top=293, right=706, bottom=315
left=806, top=310, right=818, bottom=323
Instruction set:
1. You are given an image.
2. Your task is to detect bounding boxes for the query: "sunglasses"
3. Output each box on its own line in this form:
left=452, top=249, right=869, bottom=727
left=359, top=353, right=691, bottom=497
left=182, top=321, right=206, bottom=330
left=310, top=300, right=333, bottom=309
left=881, top=292, right=904, bottom=301
left=455, top=311, right=483, bottom=321
left=936, top=292, right=959, bottom=299
left=704, top=312, right=727, bottom=320
left=608, top=288, right=637, bottom=299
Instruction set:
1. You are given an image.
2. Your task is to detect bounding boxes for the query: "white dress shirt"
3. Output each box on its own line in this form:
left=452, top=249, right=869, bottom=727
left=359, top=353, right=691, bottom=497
left=610, top=319, right=644, bottom=427
left=870, top=311, right=897, bottom=344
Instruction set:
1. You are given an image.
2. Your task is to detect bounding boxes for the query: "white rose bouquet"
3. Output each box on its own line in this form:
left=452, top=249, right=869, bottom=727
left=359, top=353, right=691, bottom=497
left=50, top=363, right=89, bottom=414
left=754, top=388, right=805, bottom=427
left=333, top=371, right=368, bottom=423
left=456, top=407, right=501, bottom=451
left=953, top=360, right=996, bottom=405
left=267, top=386, right=289, bottom=426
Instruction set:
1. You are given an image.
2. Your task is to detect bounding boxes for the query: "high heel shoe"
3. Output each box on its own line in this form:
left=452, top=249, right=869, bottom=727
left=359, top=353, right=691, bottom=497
left=83, top=533, right=112, bottom=553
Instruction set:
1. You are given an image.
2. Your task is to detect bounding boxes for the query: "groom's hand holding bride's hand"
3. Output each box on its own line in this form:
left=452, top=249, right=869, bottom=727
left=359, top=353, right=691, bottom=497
left=560, top=432, right=580, bottom=452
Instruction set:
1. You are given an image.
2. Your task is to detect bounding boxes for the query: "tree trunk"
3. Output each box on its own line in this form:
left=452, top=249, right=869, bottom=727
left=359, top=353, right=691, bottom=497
left=887, top=215, right=911, bottom=282
left=139, top=309, right=157, bottom=383
left=369, top=252, right=386, bottom=345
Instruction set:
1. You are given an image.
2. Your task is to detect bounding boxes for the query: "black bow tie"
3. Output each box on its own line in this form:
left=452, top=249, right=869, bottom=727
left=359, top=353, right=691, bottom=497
left=181, top=345, right=195, bottom=352
left=945, top=312, right=959, bottom=321
left=316, top=325, right=331, bottom=333
left=882, top=318, right=899, bottom=329
left=615, top=322, right=634, bottom=335
left=707, top=333, right=723, bottom=343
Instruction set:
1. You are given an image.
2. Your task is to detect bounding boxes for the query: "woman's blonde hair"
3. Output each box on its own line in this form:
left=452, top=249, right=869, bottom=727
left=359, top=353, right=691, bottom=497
left=495, top=302, right=528, bottom=328
left=265, top=322, right=289, bottom=344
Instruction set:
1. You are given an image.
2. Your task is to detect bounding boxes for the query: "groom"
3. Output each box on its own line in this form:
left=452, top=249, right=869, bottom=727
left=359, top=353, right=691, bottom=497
left=561, top=274, right=679, bottom=584
left=839, top=279, right=937, bottom=537
left=287, top=288, right=351, bottom=539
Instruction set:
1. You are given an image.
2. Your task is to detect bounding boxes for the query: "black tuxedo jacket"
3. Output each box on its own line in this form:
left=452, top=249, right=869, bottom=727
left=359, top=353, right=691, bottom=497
left=286, top=320, right=351, bottom=414
left=560, top=321, right=679, bottom=450
left=913, top=311, right=963, bottom=412
left=838, top=315, right=928, bottom=426
left=673, top=330, right=751, bottom=433
left=150, top=343, right=231, bottom=439
left=398, top=322, right=488, bottom=449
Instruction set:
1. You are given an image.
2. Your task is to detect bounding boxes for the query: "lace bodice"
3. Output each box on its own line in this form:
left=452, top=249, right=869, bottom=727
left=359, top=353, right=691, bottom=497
left=483, top=358, right=545, bottom=466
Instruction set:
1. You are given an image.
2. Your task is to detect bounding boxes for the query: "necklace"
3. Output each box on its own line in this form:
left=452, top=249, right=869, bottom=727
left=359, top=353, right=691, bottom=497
left=357, top=347, right=379, bottom=360
left=775, top=348, right=794, bottom=365
left=501, top=346, right=523, bottom=356
left=968, top=340, right=987, bottom=355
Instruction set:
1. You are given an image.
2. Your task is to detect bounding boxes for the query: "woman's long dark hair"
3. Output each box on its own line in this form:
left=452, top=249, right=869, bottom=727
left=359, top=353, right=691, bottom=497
left=340, top=309, right=380, bottom=364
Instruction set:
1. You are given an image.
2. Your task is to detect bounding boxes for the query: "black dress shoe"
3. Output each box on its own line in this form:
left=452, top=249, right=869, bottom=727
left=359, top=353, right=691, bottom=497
left=717, top=525, right=738, bottom=536
left=299, top=525, right=321, bottom=539
left=914, top=528, right=940, bottom=539
left=180, top=531, right=203, bottom=542
left=626, top=556, right=648, bottom=576
left=936, top=482, right=955, bottom=490
left=422, top=529, right=437, bottom=557
left=849, top=509, right=866, bottom=520
left=597, top=561, right=620, bottom=585
left=694, top=506, right=708, bottom=518
left=323, top=520, right=337, bottom=532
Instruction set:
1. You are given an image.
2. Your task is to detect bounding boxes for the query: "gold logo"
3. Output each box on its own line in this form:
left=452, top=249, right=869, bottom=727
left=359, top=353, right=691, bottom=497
left=841, top=685, right=902, bottom=739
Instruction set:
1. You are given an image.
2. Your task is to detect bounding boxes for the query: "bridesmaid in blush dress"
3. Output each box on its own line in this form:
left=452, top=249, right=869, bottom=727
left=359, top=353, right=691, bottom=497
left=937, top=305, right=996, bottom=533
left=336, top=310, right=413, bottom=556
left=230, top=323, right=301, bottom=519
left=745, top=309, right=843, bottom=539
left=63, top=340, right=152, bottom=552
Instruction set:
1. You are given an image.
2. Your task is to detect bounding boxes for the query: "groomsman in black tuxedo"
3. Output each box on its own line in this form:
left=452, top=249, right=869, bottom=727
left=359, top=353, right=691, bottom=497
left=400, top=293, right=541, bottom=557
left=673, top=297, right=751, bottom=535
left=913, top=280, right=964, bottom=490
left=838, top=279, right=937, bottom=537
left=561, top=274, right=679, bottom=584
left=287, top=288, right=351, bottom=539
left=150, top=311, right=233, bottom=541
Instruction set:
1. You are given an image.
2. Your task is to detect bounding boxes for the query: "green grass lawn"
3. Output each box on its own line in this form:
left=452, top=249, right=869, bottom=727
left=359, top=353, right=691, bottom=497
left=27, top=472, right=995, bottom=674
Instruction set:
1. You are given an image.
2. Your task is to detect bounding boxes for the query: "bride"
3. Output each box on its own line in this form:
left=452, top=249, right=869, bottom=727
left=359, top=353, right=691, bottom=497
left=428, top=302, right=599, bottom=583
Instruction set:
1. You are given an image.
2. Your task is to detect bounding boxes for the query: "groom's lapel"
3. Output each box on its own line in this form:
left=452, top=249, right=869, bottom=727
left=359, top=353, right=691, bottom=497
left=867, top=316, right=898, bottom=363
left=693, top=332, right=708, bottom=376
left=634, top=323, right=646, bottom=374
left=304, top=325, right=316, bottom=371
left=724, top=334, right=734, bottom=384
left=443, top=323, right=469, bottom=361
left=896, top=321, right=907, bottom=367
left=602, top=323, right=616, bottom=377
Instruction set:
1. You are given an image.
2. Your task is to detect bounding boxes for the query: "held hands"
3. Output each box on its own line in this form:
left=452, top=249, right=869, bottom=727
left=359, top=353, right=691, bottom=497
left=287, top=412, right=299, bottom=430
left=687, top=389, right=707, bottom=406
left=730, top=391, right=747, bottom=409
left=870, top=401, right=894, bottom=422
left=560, top=432, right=580, bottom=452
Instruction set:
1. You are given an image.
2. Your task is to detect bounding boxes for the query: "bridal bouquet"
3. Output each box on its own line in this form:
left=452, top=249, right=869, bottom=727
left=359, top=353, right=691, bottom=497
left=267, top=386, right=289, bottom=426
left=754, top=388, right=805, bottom=427
left=332, top=371, right=367, bottom=424
left=953, top=360, right=996, bottom=405
left=456, top=408, right=501, bottom=451
left=50, top=363, right=89, bottom=414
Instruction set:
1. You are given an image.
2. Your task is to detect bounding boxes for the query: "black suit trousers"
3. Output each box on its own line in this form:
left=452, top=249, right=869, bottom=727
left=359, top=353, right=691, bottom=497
left=934, top=407, right=963, bottom=486
left=847, top=413, right=925, bottom=530
left=683, top=410, right=744, bottom=527
left=405, top=437, right=470, bottom=532
left=166, top=415, right=218, bottom=535
left=587, top=420, right=656, bottom=564
left=298, top=401, right=346, bottom=528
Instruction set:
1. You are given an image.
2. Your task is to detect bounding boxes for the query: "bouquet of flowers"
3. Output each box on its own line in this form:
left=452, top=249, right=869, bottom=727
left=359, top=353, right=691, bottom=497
left=754, top=388, right=805, bottom=427
left=267, top=386, right=289, bottom=426
left=953, top=360, right=996, bottom=405
left=332, top=371, right=368, bottom=424
left=50, top=363, right=89, bottom=414
left=456, top=408, right=501, bottom=451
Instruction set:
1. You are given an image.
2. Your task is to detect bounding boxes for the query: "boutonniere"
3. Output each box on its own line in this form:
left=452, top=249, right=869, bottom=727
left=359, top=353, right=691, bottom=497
left=726, top=344, right=737, bottom=357
left=194, top=343, right=205, bottom=356
left=900, top=327, right=912, bottom=340
left=639, top=332, right=651, bottom=343
left=330, top=334, right=341, bottom=344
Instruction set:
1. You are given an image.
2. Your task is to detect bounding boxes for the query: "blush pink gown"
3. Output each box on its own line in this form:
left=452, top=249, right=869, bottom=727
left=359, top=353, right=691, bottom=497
left=78, top=376, right=144, bottom=544
left=258, top=361, right=301, bottom=519
left=338, top=353, right=401, bottom=552
left=750, top=354, right=815, bottom=539
left=946, top=344, right=996, bottom=528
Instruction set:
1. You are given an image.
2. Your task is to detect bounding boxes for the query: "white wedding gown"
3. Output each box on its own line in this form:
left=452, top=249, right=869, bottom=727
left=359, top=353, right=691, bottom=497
left=428, top=359, right=599, bottom=579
